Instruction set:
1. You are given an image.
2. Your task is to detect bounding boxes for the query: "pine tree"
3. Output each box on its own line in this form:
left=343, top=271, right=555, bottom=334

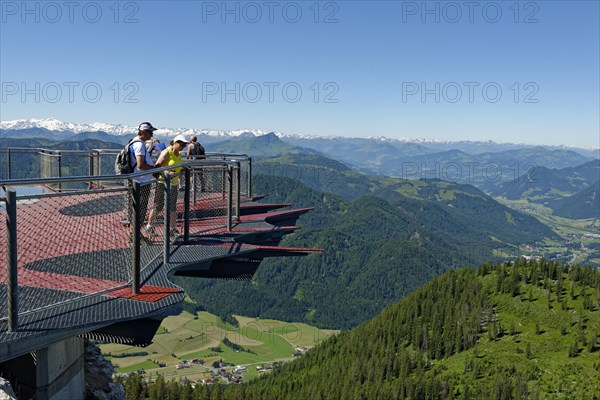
left=568, top=341, right=579, bottom=358
left=588, top=334, right=597, bottom=353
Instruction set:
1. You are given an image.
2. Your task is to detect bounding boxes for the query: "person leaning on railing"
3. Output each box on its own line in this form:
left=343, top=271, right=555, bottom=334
left=126, top=122, right=160, bottom=233
left=145, top=134, right=188, bottom=238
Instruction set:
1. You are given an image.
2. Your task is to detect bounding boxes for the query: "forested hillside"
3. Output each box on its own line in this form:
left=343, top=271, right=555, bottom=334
left=176, top=175, right=558, bottom=329
left=492, top=160, right=600, bottom=202
left=122, top=260, right=600, bottom=399
left=550, top=181, right=600, bottom=219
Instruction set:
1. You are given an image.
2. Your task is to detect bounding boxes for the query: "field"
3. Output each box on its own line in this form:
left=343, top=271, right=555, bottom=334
left=496, top=197, right=599, bottom=266
left=99, top=311, right=337, bottom=382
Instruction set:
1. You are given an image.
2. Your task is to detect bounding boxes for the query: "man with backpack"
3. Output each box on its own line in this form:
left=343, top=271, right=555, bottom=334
left=186, top=135, right=206, bottom=191
left=122, top=122, right=159, bottom=234
left=186, top=135, right=205, bottom=159
left=132, top=122, right=158, bottom=178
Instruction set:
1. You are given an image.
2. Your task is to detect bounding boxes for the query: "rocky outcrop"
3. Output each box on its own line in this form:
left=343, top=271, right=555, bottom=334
left=0, top=378, right=16, bottom=400
left=84, top=340, right=124, bottom=400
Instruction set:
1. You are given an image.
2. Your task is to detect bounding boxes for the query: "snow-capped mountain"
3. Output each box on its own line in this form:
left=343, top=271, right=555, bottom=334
left=0, top=118, right=133, bottom=136
left=1, top=118, right=598, bottom=154
left=0, top=118, right=274, bottom=139
left=0, top=118, right=472, bottom=143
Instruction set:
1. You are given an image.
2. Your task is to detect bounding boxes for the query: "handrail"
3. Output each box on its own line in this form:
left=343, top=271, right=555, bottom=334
left=0, top=147, right=252, bottom=197
left=0, top=160, right=239, bottom=186
left=0, top=147, right=119, bottom=154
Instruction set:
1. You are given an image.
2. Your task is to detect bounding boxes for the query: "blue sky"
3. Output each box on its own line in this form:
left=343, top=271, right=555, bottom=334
left=1, top=1, right=598, bottom=147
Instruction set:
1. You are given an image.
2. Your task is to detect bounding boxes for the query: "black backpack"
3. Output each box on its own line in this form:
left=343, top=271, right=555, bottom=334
left=115, top=138, right=141, bottom=174
left=195, top=142, right=206, bottom=156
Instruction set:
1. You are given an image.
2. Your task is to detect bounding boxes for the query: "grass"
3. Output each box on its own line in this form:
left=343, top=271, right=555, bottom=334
left=99, top=310, right=337, bottom=381
left=117, top=360, right=161, bottom=373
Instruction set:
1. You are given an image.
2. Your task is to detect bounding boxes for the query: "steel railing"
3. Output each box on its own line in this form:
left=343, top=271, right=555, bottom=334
left=189, top=153, right=252, bottom=198
left=0, top=155, right=243, bottom=332
left=0, top=148, right=252, bottom=197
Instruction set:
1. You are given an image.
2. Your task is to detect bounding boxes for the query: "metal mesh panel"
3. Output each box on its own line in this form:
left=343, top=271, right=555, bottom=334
left=171, top=171, right=185, bottom=239
left=239, top=159, right=250, bottom=198
left=135, top=180, right=165, bottom=268
left=0, top=148, right=42, bottom=180
left=0, top=187, right=133, bottom=319
left=95, top=150, right=124, bottom=188
left=98, top=150, right=120, bottom=176
left=186, top=165, right=231, bottom=234
left=45, top=151, right=96, bottom=190
left=199, top=154, right=251, bottom=198
left=232, top=165, right=240, bottom=220
left=40, top=151, right=58, bottom=180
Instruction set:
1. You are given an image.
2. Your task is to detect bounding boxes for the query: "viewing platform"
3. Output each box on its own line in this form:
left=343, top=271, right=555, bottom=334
left=0, top=149, right=320, bottom=369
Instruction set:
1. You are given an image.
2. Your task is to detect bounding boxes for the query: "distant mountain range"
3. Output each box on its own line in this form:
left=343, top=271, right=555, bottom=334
left=2, top=118, right=598, bottom=214
left=0, top=117, right=268, bottom=139
left=2, top=118, right=598, bottom=158
left=549, top=181, right=600, bottom=219
left=492, top=160, right=600, bottom=201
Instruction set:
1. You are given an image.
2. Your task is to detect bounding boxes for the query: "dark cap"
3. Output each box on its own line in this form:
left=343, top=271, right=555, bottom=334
left=138, top=122, right=158, bottom=132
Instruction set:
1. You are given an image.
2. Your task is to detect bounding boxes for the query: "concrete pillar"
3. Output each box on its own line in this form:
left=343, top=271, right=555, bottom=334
left=0, top=337, right=85, bottom=400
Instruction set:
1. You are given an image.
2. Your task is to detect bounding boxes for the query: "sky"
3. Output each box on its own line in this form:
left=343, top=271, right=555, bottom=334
left=0, top=0, right=599, bottom=148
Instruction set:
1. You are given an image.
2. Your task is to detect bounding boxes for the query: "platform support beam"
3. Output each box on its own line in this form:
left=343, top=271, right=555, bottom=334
left=6, top=187, right=18, bottom=331
left=184, top=168, right=190, bottom=244
left=131, top=181, right=141, bottom=294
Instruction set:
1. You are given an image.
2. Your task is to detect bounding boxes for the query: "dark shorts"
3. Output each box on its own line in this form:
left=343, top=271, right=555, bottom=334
left=153, top=183, right=178, bottom=212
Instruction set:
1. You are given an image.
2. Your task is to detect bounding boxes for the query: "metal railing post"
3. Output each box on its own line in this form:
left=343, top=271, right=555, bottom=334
left=88, top=152, right=94, bottom=189
left=221, top=158, right=226, bottom=200
left=227, top=166, right=233, bottom=231
left=88, top=151, right=94, bottom=177
left=131, top=180, right=141, bottom=294
left=248, top=157, right=252, bottom=198
left=184, top=168, right=190, bottom=243
left=7, top=149, right=12, bottom=180
left=39, top=150, right=46, bottom=179
left=235, top=162, right=241, bottom=221
left=57, top=152, right=62, bottom=191
left=6, top=187, right=18, bottom=331
left=164, top=175, right=171, bottom=264
left=191, top=166, right=198, bottom=205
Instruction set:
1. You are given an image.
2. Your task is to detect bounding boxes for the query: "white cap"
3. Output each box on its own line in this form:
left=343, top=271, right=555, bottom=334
left=173, top=134, right=189, bottom=144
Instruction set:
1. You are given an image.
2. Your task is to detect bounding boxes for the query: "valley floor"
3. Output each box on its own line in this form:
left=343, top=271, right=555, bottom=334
left=495, top=197, right=599, bottom=266
left=99, top=311, right=337, bottom=383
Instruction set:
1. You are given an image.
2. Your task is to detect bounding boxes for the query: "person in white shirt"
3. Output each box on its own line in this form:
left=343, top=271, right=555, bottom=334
left=129, top=122, right=159, bottom=235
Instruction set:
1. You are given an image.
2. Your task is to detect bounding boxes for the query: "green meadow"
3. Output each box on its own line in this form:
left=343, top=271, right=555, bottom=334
left=99, top=311, right=337, bottom=382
